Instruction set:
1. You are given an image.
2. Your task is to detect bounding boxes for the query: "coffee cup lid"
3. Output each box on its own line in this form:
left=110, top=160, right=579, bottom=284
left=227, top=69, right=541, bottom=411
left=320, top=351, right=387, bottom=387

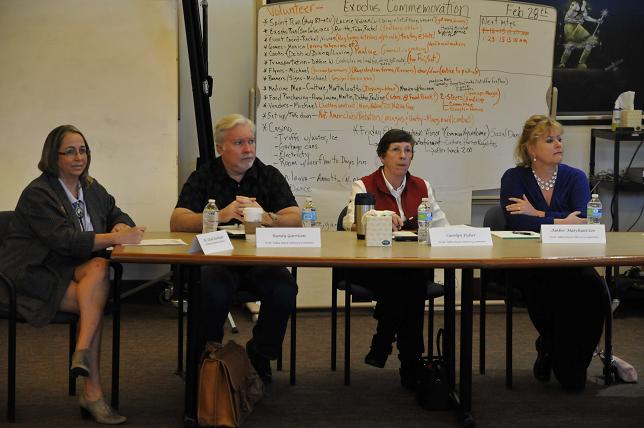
left=355, top=192, right=375, bottom=204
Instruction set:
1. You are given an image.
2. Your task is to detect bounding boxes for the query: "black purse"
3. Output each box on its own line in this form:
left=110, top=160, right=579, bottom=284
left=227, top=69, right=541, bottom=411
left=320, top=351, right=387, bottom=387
left=416, top=328, right=450, bottom=411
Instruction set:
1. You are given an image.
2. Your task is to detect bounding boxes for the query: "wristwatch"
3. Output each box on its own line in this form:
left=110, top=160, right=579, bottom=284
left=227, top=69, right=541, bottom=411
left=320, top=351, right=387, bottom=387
left=268, top=212, right=278, bottom=226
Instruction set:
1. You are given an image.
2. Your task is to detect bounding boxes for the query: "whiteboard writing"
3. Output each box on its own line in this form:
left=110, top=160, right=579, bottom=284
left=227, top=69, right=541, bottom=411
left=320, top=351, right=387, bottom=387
left=256, top=0, right=556, bottom=228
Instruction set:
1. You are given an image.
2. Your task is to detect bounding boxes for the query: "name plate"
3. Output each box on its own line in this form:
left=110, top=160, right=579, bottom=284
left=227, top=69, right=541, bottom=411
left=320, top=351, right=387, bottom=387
left=256, top=227, right=321, bottom=248
left=189, top=231, right=234, bottom=254
left=540, top=224, right=606, bottom=244
left=429, top=226, right=492, bottom=247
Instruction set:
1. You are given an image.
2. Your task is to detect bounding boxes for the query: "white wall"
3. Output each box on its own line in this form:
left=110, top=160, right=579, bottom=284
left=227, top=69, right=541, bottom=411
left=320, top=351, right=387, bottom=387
left=0, top=0, right=179, bottom=279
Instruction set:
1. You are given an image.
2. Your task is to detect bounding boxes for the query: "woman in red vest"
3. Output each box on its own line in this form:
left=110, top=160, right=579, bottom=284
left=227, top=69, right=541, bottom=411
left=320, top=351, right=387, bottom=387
left=341, top=129, right=448, bottom=389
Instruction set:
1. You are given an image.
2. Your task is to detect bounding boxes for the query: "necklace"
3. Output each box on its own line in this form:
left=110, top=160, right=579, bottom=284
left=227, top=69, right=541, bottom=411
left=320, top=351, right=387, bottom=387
left=532, top=168, right=557, bottom=191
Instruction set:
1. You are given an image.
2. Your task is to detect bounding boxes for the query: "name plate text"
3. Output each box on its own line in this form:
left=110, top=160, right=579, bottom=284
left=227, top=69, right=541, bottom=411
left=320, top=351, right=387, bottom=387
left=189, top=231, right=234, bottom=254
left=429, top=226, right=492, bottom=247
left=256, top=227, right=321, bottom=248
left=540, top=224, right=606, bottom=244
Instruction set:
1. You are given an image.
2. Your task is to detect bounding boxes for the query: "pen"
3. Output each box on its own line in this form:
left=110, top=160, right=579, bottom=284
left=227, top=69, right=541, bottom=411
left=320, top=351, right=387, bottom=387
left=512, top=231, right=532, bottom=236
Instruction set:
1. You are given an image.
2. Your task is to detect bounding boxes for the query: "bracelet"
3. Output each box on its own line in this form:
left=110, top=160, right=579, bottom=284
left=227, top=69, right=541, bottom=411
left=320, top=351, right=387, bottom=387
left=268, top=212, right=278, bottom=225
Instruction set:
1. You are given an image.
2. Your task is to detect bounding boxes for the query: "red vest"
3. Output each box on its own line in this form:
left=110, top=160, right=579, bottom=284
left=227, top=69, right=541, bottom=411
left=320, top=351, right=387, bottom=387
left=361, top=169, right=428, bottom=230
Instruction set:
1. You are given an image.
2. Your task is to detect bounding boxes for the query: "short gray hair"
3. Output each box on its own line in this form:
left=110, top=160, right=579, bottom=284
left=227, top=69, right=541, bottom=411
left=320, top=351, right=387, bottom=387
left=214, top=114, right=255, bottom=146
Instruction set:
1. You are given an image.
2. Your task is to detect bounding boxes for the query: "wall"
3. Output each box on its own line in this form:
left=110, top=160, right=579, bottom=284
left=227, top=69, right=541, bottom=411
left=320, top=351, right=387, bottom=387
left=0, top=0, right=179, bottom=279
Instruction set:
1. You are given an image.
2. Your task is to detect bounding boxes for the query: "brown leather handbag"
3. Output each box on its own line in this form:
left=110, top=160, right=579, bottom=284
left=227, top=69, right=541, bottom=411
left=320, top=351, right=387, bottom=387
left=198, top=340, right=265, bottom=427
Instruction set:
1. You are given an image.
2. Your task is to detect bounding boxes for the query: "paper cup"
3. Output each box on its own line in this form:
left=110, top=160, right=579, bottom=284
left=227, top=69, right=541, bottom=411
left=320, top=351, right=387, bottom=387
left=243, top=207, right=263, bottom=236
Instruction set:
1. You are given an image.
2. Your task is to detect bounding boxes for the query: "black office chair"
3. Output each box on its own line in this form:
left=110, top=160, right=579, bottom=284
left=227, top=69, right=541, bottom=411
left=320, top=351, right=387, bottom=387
left=331, top=206, right=444, bottom=385
left=173, top=265, right=297, bottom=385
left=479, top=204, right=518, bottom=387
left=0, top=210, right=122, bottom=422
left=479, top=205, right=617, bottom=387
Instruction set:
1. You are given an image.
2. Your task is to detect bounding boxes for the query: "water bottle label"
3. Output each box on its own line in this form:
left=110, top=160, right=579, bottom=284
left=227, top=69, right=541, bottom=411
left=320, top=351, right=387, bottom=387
left=302, top=211, right=317, bottom=221
left=587, top=207, right=602, bottom=218
left=418, top=211, right=432, bottom=222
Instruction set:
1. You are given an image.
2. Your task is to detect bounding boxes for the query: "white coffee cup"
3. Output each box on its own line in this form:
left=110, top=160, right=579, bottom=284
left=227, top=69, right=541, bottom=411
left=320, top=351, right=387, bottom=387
left=242, top=207, right=263, bottom=236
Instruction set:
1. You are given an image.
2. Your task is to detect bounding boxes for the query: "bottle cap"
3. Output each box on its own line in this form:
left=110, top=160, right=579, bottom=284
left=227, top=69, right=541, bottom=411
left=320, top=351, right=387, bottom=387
left=591, top=194, right=599, bottom=198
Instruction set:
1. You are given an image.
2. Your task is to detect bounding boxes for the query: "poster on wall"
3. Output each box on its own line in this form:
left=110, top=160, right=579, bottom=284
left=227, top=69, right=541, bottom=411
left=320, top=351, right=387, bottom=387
left=534, top=0, right=644, bottom=117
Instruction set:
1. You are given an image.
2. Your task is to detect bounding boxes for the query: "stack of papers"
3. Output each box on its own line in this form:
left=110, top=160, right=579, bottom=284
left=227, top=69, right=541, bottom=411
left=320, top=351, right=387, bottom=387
left=491, top=231, right=540, bottom=239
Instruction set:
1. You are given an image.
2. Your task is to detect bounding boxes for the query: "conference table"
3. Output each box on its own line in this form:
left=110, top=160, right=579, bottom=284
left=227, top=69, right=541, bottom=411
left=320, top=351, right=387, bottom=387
left=111, top=231, right=644, bottom=427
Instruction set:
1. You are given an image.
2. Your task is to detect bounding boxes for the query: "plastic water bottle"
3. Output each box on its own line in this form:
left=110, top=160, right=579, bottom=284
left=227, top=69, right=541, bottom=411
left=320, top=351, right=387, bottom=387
left=302, top=197, right=317, bottom=227
left=611, top=107, right=621, bottom=131
left=417, top=197, right=432, bottom=245
left=202, top=199, right=219, bottom=233
left=586, top=194, right=602, bottom=224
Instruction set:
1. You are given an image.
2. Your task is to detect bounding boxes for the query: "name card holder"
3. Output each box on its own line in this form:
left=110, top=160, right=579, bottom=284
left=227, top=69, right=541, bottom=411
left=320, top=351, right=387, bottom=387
left=429, top=226, right=493, bottom=247
left=256, top=227, right=321, bottom=248
left=540, top=224, right=606, bottom=244
left=189, top=231, right=234, bottom=254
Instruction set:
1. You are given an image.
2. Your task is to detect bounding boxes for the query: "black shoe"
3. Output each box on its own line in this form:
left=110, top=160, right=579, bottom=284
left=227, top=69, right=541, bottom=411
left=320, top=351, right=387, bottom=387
left=246, top=339, right=272, bottom=384
left=533, top=336, right=552, bottom=382
left=364, top=348, right=389, bottom=368
left=399, top=358, right=422, bottom=391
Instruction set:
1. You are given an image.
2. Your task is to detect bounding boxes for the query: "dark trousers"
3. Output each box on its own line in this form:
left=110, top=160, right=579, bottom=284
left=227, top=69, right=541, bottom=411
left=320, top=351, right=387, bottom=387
left=197, top=265, right=298, bottom=359
left=509, top=266, right=605, bottom=390
left=340, top=268, right=428, bottom=360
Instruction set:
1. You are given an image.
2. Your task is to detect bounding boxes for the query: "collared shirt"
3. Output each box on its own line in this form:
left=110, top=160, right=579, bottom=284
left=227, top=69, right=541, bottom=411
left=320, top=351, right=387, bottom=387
left=58, top=178, right=94, bottom=231
left=342, top=171, right=449, bottom=231
left=381, top=169, right=407, bottom=218
left=176, top=156, right=298, bottom=224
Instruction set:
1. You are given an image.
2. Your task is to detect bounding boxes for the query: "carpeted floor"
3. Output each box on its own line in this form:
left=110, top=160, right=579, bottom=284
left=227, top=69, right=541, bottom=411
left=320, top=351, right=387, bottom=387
left=1, top=302, right=643, bottom=427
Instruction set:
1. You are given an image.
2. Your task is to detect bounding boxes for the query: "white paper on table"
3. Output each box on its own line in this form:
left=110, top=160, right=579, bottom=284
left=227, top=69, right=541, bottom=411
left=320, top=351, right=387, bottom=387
left=122, top=239, right=187, bottom=246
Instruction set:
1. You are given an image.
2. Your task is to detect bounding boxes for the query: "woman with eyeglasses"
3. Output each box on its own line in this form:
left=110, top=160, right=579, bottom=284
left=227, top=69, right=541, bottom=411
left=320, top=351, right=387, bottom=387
left=500, top=114, right=604, bottom=392
left=340, top=129, right=448, bottom=390
left=0, top=125, right=145, bottom=424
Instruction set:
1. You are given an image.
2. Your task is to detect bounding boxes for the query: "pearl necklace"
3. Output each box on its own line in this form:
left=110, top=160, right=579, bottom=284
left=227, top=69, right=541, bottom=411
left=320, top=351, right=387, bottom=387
left=532, top=168, right=557, bottom=191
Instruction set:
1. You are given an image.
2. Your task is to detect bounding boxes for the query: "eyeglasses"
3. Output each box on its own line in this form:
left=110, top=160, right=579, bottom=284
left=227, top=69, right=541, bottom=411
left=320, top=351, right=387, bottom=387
left=388, top=147, right=413, bottom=155
left=58, top=147, right=89, bottom=157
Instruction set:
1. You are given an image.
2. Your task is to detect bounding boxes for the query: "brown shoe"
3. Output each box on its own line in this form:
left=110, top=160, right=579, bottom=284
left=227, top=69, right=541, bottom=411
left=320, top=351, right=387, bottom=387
left=70, top=349, right=90, bottom=378
left=79, top=395, right=127, bottom=425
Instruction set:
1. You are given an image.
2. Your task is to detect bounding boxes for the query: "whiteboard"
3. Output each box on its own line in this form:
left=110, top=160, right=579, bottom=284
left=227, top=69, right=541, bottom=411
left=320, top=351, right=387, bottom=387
left=256, top=0, right=556, bottom=229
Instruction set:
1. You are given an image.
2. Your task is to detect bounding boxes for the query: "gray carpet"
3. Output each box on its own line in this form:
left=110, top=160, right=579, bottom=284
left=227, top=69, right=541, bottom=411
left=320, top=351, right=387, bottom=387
left=1, top=303, right=644, bottom=427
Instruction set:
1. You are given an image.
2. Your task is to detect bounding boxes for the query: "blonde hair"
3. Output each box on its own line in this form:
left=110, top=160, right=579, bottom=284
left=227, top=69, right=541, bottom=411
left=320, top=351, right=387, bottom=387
left=214, top=114, right=255, bottom=146
left=514, top=114, right=563, bottom=167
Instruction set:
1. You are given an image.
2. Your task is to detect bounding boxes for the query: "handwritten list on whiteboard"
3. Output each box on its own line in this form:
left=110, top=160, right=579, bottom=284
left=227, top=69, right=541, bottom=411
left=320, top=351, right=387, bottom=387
left=256, top=0, right=556, bottom=229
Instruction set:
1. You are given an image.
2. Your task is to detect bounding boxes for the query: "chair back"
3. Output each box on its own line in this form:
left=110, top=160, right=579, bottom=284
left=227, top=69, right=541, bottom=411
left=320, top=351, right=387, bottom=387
left=337, top=206, right=348, bottom=231
left=0, top=211, right=13, bottom=243
left=483, top=205, right=506, bottom=231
